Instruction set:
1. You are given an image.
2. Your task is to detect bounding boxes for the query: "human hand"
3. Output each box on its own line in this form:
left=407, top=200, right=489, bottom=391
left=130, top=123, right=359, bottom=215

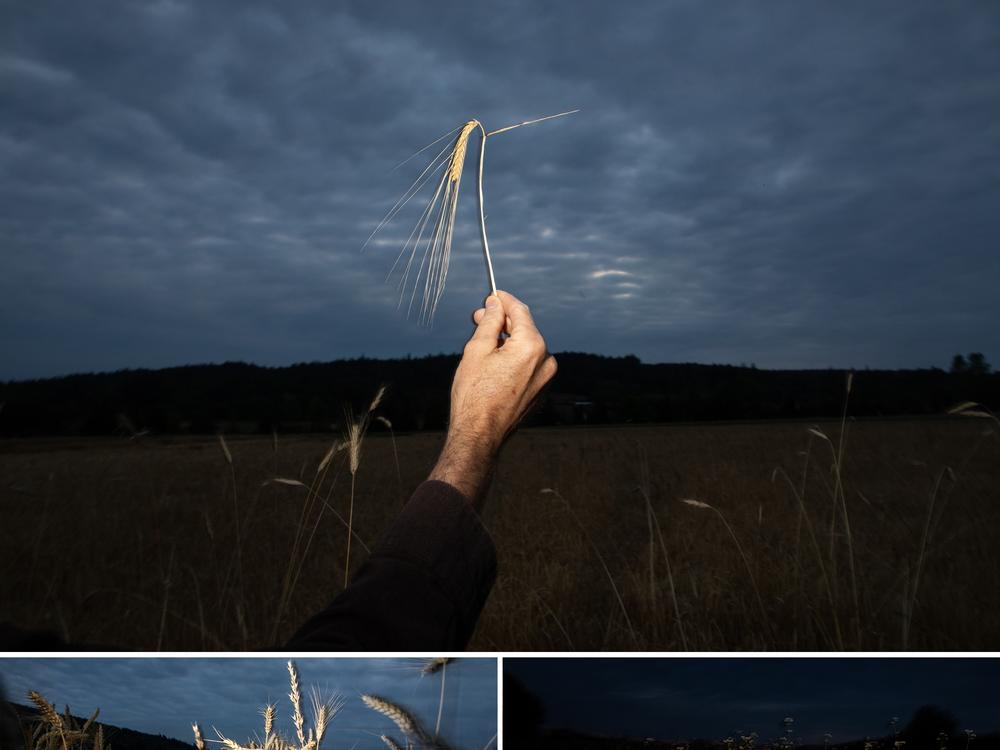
left=429, top=290, right=557, bottom=503
left=456, top=290, right=557, bottom=446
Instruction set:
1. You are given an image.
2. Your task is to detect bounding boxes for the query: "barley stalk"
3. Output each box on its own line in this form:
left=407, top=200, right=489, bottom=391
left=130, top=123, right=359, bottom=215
left=371, top=110, right=577, bottom=325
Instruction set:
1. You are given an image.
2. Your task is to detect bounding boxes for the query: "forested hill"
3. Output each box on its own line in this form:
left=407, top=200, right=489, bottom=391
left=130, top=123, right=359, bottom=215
left=1, top=353, right=997, bottom=437
left=9, top=701, right=193, bottom=750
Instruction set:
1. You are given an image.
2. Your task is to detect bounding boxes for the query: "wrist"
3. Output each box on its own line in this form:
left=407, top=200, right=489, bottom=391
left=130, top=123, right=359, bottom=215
left=428, top=427, right=499, bottom=507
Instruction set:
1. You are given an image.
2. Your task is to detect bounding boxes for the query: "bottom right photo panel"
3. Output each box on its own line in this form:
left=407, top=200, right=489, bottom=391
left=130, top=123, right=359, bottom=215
left=504, top=658, right=999, bottom=750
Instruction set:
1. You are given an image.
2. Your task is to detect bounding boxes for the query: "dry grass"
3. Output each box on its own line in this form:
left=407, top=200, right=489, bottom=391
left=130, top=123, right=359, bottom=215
left=0, top=416, right=997, bottom=650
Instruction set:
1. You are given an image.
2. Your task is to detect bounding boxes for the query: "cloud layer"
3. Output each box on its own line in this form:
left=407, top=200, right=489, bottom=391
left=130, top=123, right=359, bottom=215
left=2, top=1, right=999, bottom=378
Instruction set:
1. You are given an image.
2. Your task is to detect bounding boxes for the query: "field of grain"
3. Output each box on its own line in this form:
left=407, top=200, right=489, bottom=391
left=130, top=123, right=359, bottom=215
left=1, top=418, right=997, bottom=650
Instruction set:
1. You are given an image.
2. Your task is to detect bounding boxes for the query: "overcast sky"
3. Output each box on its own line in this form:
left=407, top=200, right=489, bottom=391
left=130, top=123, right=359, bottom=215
left=2, top=1, right=998, bottom=380
left=1, top=657, right=496, bottom=746
left=506, top=657, right=1000, bottom=744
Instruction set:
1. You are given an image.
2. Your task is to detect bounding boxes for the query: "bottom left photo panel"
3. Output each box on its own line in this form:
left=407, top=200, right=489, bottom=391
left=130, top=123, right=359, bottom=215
left=0, top=657, right=498, bottom=750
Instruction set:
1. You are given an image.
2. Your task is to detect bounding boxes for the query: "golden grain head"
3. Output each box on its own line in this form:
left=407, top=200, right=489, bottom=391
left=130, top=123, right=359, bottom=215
left=218, top=434, right=233, bottom=464
left=368, top=385, right=387, bottom=413
left=287, top=660, right=307, bottom=746
left=680, top=498, right=712, bottom=509
left=347, top=421, right=363, bottom=475
left=29, top=691, right=63, bottom=728
left=261, top=704, right=276, bottom=737
left=362, top=695, right=421, bottom=738
left=448, top=121, right=479, bottom=183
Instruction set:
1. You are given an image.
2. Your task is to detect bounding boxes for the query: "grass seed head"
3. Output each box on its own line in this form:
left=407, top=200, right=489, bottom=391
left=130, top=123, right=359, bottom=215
left=362, top=695, right=425, bottom=741
left=287, top=660, right=307, bottom=747
left=449, top=121, right=478, bottom=183
left=29, top=691, right=62, bottom=729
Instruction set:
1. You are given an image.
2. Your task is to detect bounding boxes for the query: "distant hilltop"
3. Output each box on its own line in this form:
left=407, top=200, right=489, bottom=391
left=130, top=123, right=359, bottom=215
left=1, top=353, right=997, bottom=437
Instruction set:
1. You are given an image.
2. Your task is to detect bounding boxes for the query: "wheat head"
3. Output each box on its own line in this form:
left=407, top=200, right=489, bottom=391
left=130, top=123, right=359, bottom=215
left=287, top=661, right=307, bottom=747
left=362, top=695, right=424, bottom=740
left=28, top=692, right=63, bottom=729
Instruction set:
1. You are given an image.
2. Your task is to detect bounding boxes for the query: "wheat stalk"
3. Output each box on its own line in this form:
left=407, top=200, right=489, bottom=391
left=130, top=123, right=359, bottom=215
left=310, top=687, right=345, bottom=746
left=368, top=110, right=578, bottom=325
left=287, top=661, right=307, bottom=747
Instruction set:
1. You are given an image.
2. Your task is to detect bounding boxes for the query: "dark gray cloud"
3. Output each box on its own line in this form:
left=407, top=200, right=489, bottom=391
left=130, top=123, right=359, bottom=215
left=0, top=657, right=496, bottom=745
left=2, top=0, right=998, bottom=379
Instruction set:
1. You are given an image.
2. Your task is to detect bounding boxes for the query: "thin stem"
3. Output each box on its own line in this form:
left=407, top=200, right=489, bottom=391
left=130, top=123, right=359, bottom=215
left=344, top=471, right=356, bottom=588
left=476, top=125, right=497, bottom=295
left=552, top=489, right=639, bottom=646
left=435, top=662, right=446, bottom=737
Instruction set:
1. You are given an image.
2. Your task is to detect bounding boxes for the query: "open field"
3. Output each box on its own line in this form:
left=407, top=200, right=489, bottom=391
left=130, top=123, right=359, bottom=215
left=1, top=417, right=998, bottom=650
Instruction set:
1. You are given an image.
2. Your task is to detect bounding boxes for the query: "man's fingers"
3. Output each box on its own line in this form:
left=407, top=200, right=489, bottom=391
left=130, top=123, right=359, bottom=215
left=468, top=294, right=505, bottom=348
left=472, top=304, right=510, bottom=333
left=496, top=290, right=539, bottom=337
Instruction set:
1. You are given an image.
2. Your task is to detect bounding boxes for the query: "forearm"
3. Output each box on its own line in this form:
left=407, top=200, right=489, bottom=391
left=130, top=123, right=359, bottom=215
left=428, top=427, right=500, bottom=510
left=285, top=480, right=497, bottom=650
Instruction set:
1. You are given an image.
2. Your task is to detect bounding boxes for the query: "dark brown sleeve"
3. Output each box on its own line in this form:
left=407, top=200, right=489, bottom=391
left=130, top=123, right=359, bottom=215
left=284, top=480, right=497, bottom=650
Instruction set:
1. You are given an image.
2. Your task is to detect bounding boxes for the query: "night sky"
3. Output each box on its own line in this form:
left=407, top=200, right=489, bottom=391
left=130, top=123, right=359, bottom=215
left=2, top=2, right=999, bottom=381
left=505, top=658, right=1000, bottom=744
left=0, top=657, right=496, bottom=746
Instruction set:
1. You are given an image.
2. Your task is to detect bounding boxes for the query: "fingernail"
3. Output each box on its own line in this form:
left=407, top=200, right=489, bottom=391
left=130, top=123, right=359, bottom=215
left=485, top=296, right=499, bottom=309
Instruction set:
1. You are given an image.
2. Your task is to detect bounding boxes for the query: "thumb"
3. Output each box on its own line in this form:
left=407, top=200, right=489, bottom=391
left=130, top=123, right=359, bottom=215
left=469, top=294, right=505, bottom=347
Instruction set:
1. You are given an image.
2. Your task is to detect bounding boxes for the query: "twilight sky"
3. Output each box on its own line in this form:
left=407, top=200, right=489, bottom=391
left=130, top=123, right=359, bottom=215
left=506, top=657, right=1000, bottom=744
left=2, top=1, right=998, bottom=380
left=0, top=657, right=496, bottom=746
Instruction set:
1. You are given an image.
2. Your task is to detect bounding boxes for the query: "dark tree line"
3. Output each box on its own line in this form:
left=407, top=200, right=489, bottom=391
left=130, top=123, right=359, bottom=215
left=0, top=353, right=997, bottom=437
